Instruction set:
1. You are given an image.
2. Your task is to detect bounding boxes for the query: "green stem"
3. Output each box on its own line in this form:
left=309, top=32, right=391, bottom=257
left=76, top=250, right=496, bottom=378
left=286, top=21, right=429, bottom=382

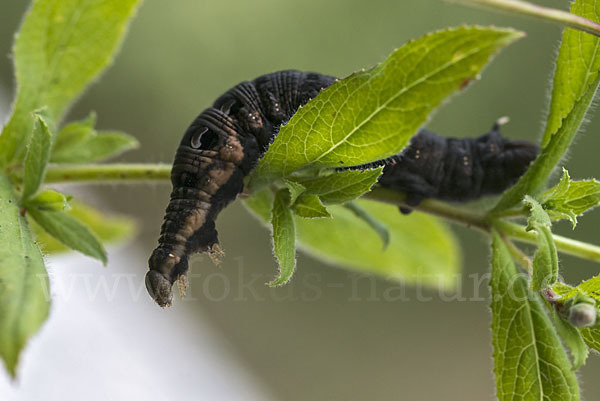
left=498, top=231, right=532, bottom=274
left=45, top=163, right=172, bottom=183
left=447, top=0, right=600, bottom=37
left=42, top=163, right=600, bottom=264
left=366, top=187, right=600, bottom=264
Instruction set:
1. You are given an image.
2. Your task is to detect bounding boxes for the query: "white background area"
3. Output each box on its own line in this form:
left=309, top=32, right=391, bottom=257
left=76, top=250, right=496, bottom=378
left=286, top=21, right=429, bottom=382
left=0, top=245, right=276, bottom=401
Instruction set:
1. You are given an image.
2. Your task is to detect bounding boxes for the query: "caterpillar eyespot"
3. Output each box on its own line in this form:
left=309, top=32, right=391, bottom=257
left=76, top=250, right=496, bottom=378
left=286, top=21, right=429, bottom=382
left=147, top=69, right=539, bottom=307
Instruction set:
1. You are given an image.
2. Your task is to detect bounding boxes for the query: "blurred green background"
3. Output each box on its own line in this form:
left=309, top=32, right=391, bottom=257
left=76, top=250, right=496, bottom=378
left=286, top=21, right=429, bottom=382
left=1, top=0, right=600, bottom=400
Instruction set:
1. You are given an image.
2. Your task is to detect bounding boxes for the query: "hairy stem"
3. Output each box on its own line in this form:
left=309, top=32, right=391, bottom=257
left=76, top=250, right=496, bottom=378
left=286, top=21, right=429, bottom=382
left=447, top=0, right=600, bottom=38
left=45, top=163, right=172, bottom=183
left=366, top=187, right=600, bottom=264
left=43, top=163, right=600, bottom=264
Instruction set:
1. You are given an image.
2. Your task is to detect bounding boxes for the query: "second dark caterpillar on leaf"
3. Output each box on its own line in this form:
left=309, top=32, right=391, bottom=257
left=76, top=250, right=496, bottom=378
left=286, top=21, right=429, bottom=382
left=146, top=70, right=538, bottom=307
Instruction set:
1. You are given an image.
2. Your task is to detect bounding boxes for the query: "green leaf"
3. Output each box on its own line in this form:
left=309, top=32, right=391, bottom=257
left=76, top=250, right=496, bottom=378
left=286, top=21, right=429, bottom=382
left=0, top=174, right=50, bottom=378
left=51, top=112, right=97, bottom=154
left=490, top=231, right=580, bottom=401
left=542, top=0, right=600, bottom=147
left=296, top=167, right=383, bottom=205
left=51, top=112, right=139, bottom=163
left=580, top=326, right=600, bottom=353
left=243, top=187, right=274, bottom=223
left=295, top=199, right=459, bottom=289
left=29, top=200, right=136, bottom=254
left=343, top=201, right=390, bottom=249
left=0, top=0, right=142, bottom=167
left=269, top=189, right=296, bottom=286
left=551, top=309, right=589, bottom=370
left=292, top=194, right=332, bottom=219
left=24, top=189, right=71, bottom=212
left=283, top=179, right=306, bottom=206
left=22, top=114, right=53, bottom=200
left=541, top=169, right=600, bottom=227
left=28, top=208, right=107, bottom=264
left=551, top=276, right=600, bottom=303
left=495, top=75, right=600, bottom=211
left=249, top=26, right=523, bottom=189
left=524, top=196, right=558, bottom=291
left=574, top=274, right=600, bottom=302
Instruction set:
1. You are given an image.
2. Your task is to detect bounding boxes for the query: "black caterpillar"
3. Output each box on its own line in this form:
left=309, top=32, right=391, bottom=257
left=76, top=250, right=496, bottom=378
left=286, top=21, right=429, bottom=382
left=147, top=70, right=538, bottom=307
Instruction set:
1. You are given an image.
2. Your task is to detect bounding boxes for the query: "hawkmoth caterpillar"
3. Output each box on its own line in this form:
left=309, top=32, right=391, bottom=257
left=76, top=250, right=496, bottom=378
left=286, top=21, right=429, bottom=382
left=147, top=70, right=538, bottom=306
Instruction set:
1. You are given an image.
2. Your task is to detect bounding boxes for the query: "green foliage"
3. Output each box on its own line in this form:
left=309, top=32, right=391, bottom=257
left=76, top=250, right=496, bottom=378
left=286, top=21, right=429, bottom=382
left=269, top=189, right=296, bottom=286
left=244, top=193, right=460, bottom=289
left=542, top=0, right=600, bottom=147
left=30, top=200, right=136, bottom=254
left=294, top=167, right=383, bottom=205
left=51, top=112, right=139, bottom=163
left=524, top=196, right=558, bottom=291
left=2, top=0, right=600, bottom=396
left=296, top=200, right=459, bottom=289
left=249, top=26, right=523, bottom=190
left=541, top=169, right=600, bottom=227
left=28, top=208, right=107, bottom=265
left=0, top=0, right=141, bottom=167
left=551, top=309, right=589, bottom=370
left=493, top=0, right=600, bottom=212
left=343, top=202, right=390, bottom=248
left=22, top=114, right=53, bottom=200
left=580, top=327, right=600, bottom=353
left=24, top=189, right=71, bottom=212
left=291, top=195, right=332, bottom=219
left=0, top=175, right=50, bottom=378
left=0, top=0, right=141, bottom=376
left=490, top=232, right=579, bottom=401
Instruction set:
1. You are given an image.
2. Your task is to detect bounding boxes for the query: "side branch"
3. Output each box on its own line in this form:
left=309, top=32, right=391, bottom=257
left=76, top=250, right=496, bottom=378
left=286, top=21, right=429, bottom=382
left=448, top=0, right=600, bottom=38
left=45, top=163, right=172, bottom=183
left=41, top=163, right=600, bottom=265
left=366, top=187, right=600, bottom=264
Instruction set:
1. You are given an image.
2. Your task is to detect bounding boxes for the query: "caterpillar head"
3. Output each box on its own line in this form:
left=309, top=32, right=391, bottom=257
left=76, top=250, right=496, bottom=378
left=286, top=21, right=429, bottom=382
left=146, top=248, right=189, bottom=307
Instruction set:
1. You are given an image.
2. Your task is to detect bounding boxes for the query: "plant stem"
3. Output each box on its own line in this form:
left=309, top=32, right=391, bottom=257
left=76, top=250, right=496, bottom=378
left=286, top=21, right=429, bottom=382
left=42, top=163, right=600, bottom=264
left=45, top=163, right=172, bottom=183
left=498, top=232, right=532, bottom=274
left=447, top=0, right=600, bottom=38
left=366, top=187, right=600, bottom=264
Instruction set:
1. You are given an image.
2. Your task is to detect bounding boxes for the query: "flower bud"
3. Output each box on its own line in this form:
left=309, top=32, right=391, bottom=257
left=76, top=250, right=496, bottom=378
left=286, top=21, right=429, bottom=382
left=568, top=303, right=597, bottom=328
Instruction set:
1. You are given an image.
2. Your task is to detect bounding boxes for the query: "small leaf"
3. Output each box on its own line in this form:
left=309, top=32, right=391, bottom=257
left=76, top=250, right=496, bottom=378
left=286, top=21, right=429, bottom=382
left=0, top=173, right=50, bottom=377
left=297, top=167, right=383, bottom=205
left=524, top=196, right=558, bottom=290
left=292, top=194, right=332, bottom=219
left=541, top=169, right=600, bottom=227
left=580, top=326, right=600, bottom=353
left=52, top=112, right=97, bottom=154
left=29, top=200, right=136, bottom=254
left=22, top=114, right=53, bottom=200
left=269, top=189, right=296, bottom=286
left=28, top=209, right=107, bottom=265
left=343, top=201, right=390, bottom=249
left=249, top=26, right=523, bottom=189
left=551, top=309, right=589, bottom=370
left=0, top=0, right=142, bottom=166
left=283, top=179, right=306, bottom=206
left=24, top=189, right=71, bottom=212
left=490, top=231, right=580, bottom=401
left=52, top=130, right=139, bottom=163
left=574, top=274, right=600, bottom=302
